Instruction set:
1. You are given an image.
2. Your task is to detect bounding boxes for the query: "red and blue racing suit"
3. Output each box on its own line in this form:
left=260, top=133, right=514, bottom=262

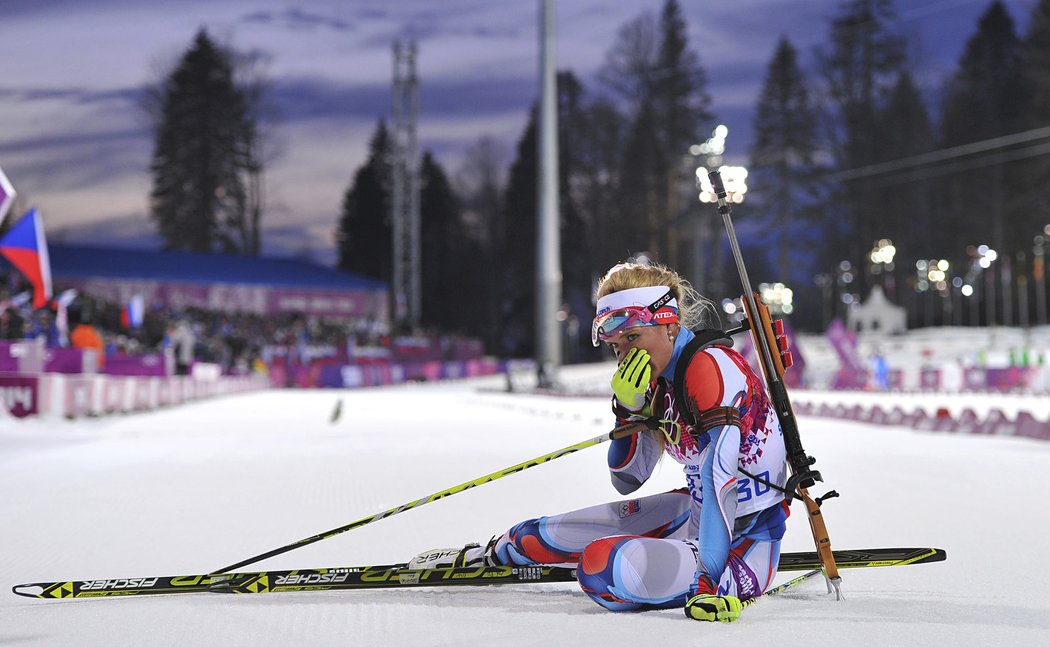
left=488, top=328, right=790, bottom=610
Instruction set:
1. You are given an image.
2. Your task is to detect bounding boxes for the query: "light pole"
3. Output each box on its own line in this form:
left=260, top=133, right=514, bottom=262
left=814, top=273, right=832, bottom=330
left=834, top=260, right=856, bottom=323
left=915, top=260, right=930, bottom=327
left=869, top=238, right=896, bottom=300
left=951, top=277, right=963, bottom=326
left=1035, top=232, right=1047, bottom=326
left=1016, top=252, right=1028, bottom=329
left=978, top=245, right=998, bottom=326
left=962, top=282, right=977, bottom=326
left=914, top=259, right=949, bottom=327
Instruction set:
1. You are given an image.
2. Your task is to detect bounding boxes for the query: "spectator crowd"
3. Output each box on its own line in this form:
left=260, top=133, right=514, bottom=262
left=0, top=268, right=394, bottom=376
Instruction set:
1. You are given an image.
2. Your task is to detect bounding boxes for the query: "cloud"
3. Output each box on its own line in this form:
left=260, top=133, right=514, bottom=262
left=266, top=73, right=535, bottom=125
left=0, top=127, right=146, bottom=156
left=0, top=86, right=143, bottom=106
left=48, top=211, right=162, bottom=249
left=260, top=220, right=339, bottom=265
left=240, top=7, right=353, bottom=32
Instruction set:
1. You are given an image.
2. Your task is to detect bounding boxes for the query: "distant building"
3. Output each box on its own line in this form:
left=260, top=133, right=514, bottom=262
left=48, top=244, right=388, bottom=321
left=847, top=285, right=906, bottom=335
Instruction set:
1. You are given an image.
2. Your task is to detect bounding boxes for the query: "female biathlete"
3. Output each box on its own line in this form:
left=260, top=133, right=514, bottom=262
left=410, top=261, right=790, bottom=622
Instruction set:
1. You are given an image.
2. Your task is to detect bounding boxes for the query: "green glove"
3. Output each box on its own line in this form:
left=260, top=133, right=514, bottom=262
left=611, top=347, right=651, bottom=413
left=684, top=594, right=743, bottom=622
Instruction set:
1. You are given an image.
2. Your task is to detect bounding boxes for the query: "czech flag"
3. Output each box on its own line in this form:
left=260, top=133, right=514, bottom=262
left=0, top=208, right=53, bottom=308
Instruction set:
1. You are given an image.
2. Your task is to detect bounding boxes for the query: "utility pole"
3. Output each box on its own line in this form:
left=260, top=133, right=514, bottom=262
left=391, top=40, right=421, bottom=332
left=535, top=0, right=562, bottom=388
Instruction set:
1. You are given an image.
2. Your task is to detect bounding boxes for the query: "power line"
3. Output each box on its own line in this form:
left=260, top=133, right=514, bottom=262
left=826, top=124, right=1050, bottom=183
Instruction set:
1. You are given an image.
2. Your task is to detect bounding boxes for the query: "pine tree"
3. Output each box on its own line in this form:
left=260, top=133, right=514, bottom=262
left=817, top=0, right=906, bottom=285
left=874, top=72, right=935, bottom=266
left=938, top=1, right=1025, bottom=255
left=149, top=29, right=263, bottom=254
left=1021, top=0, right=1050, bottom=123
left=419, top=152, right=479, bottom=334
left=499, top=108, right=540, bottom=357
left=1019, top=0, right=1050, bottom=244
left=454, top=136, right=508, bottom=352
left=553, top=72, right=598, bottom=362
left=566, top=98, right=624, bottom=271
left=651, top=0, right=712, bottom=267
left=335, top=122, right=392, bottom=281
left=614, top=100, right=663, bottom=261
left=496, top=70, right=612, bottom=359
left=749, top=37, right=821, bottom=285
left=598, top=0, right=712, bottom=265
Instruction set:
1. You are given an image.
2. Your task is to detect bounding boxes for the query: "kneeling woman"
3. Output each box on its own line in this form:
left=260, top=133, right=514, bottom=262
left=412, top=261, right=790, bottom=622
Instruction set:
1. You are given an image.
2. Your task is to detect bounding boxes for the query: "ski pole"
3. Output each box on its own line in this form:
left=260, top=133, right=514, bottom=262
left=212, top=421, right=649, bottom=574
left=708, top=170, right=842, bottom=599
left=741, top=568, right=822, bottom=610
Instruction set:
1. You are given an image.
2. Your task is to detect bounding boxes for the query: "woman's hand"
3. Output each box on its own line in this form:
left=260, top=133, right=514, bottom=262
left=611, top=347, right=651, bottom=413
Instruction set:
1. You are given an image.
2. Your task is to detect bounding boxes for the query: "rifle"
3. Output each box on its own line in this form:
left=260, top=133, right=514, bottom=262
left=708, top=170, right=843, bottom=600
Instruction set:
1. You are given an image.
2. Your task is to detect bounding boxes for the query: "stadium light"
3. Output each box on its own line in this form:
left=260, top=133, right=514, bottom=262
left=697, top=165, right=748, bottom=203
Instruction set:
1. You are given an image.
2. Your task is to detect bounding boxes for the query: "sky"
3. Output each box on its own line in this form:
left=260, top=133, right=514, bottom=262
left=0, top=0, right=1039, bottom=264
left=3, top=327, right=1050, bottom=644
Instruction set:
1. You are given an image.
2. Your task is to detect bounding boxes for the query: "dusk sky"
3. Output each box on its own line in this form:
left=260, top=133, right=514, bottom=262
left=0, top=0, right=1037, bottom=264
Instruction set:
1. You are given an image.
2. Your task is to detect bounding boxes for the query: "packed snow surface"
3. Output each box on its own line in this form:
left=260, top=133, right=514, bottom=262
left=2, top=364, right=1049, bottom=646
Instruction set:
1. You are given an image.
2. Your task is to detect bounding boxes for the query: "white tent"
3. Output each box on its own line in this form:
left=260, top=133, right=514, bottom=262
left=847, top=285, right=907, bottom=334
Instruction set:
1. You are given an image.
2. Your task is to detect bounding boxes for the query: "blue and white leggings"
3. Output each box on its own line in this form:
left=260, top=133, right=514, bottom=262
left=490, top=489, right=783, bottom=611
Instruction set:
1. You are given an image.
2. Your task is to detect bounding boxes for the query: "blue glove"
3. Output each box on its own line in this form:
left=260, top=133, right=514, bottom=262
left=611, top=347, right=651, bottom=413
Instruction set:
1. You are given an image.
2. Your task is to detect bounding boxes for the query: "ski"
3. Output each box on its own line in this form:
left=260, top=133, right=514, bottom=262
left=13, top=546, right=945, bottom=600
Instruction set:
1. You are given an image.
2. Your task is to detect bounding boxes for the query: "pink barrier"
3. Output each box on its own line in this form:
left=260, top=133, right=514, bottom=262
left=866, top=407, right=888, bottom=425
left=64, top=377, right=96, bottom=418
left=1014, top=411, right=1050, bottom=440
left=102, top=379, right=125, bottom=413
left=955, top=409, right=980, bottom=434
left=0, top=372, right=269, bottom=418
left=976, top=409, right=1010, bottom=435
left=885, top=407, right=911, bottom=426
left=795, top=399, right=1050, bottom=442
left=844, top=404, right=864, bottom=421
left=0, top=375, right=43, bottom=417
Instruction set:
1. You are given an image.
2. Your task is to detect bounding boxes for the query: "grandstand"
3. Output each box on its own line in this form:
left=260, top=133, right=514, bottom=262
left=48, top=243, right=388, bottom=320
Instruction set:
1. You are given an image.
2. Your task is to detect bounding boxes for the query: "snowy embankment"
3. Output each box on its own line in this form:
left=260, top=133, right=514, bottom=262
left=1, top=367, right=1049, bottom=646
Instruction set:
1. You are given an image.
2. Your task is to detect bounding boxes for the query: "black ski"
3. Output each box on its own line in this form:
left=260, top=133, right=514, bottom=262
left=13, top=546, right=945, bottom=599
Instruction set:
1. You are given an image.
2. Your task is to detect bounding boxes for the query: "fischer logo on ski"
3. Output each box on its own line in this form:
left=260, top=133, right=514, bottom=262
left=274, top=573, right=350, bottom=586
left=82, top=578, right=159, bottom=591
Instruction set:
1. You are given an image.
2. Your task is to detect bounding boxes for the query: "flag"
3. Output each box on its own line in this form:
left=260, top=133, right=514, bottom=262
left=55, top=288, right=78, bottom=348
left=0, top=208, right=53, bottom=308
left=0, top=165, right=15, bottom=227
left=121, top=293, right=144, bottom=329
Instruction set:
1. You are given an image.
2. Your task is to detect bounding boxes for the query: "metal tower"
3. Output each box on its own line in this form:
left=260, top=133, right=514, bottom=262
left=391, top=40, right=420, bottom=332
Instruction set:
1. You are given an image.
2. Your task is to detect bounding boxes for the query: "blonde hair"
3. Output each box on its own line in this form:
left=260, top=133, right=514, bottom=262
left=595, top=261, right=717, bottom=331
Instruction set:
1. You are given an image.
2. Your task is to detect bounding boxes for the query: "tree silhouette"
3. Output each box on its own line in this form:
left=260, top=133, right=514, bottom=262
left=335, top=122, right=393, bottom=281
left=148, top=30, right=264, bottom=254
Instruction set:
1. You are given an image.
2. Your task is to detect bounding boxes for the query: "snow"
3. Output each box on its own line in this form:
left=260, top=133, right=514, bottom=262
left=3, top=337, right=1050, bottom=645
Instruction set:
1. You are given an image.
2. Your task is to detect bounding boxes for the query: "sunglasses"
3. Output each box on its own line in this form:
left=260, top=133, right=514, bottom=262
left=591, top=290, right=677, bottom=346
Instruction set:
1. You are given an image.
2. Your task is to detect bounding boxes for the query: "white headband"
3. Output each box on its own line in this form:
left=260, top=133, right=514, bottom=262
left=596, top=286, right=678, bottom=316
